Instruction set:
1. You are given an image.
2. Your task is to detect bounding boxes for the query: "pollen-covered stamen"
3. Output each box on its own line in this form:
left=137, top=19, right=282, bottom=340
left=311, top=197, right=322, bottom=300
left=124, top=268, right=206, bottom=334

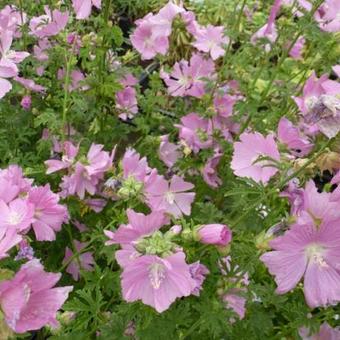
left=148, top=262, right=166, bottom=289
left=305, top=243, right=328, bottom=267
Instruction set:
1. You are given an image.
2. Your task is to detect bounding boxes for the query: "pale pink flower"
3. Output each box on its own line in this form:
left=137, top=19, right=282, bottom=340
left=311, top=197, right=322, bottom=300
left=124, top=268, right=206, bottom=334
left=231, top=132, right=280, bottom=184
left=130, top=2, right=183, bottom=60
left=158, top=135, right=181, bottom=168
left=0, top=165, right=33, bottom=194
left=45, top=141, right=79, bottom=174
left=0, top=259, right=72, bottom=333
left=33, top=38, right=51, bottom=62
left=0, top=199, right=34, bottom=238
left=161, top=53, right=216, bottom=97
left=293, top=72, right=340, bottom=138
left=84, top=198, right=107, bottom=212
left=63, top=240, right=95, bottom=281
left=175, top=112, right=213, bottom=153
left=197, top=224, right=232, bottom=246
left=213, top=92, right=239, bottom=118
left=296, top=180, right=340, bottom=225
left=14, top=239, right=34, bottom=261
left=57, top=69, right=89, bottom=92
left=122, top=148, right=151, bottom=182
left=30, top=7, right=69, bottom=38
left=28, top=185, right=68, bottom=241
left=280, top=179, right=304, bottom=216
left=21, top=95, right=31, bottom=110
left=277, top=117, right=313, bottom=157
left=0, top=5, right=26, bottom=37
left=315, top=0, right=340, bottom=33
left=251, top=0, right=282, bottom=51
left=104, top=209, right=167, bottom=246
left=222, top=289, right=247, bottom=320
left=121, top=252, right=196, bottom=313
left=260, top=220, right=340, bottom=308
left=145, top=175, right=195, bottom=218
left=0, top=59, right=17, bottom=98
left=14, top=76, right=46, bottom=92
left=0, top=229, right=22, bottom=259
left=202, top=150, right=223, bottom=188
left=116, top=87, right=138, bottom=120
left=192, top=25, right=229, bottom=60
left=299, top=322, right=340, bottom=339
left=288, top=36, right=305, bottom=59
left=0, top=31, right=29, bottom=68
left=72, top=0, right=101, bottom=20
left=189, top=261, right=209, bottom=296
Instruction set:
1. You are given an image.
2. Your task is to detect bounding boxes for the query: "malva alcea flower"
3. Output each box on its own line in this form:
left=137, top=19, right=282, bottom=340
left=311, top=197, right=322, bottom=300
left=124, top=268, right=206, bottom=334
left=260, top=220, right=340, bottom=308
left=0, top=259, right=72, bottom=333
left=231, top=132, right=280, bottom=184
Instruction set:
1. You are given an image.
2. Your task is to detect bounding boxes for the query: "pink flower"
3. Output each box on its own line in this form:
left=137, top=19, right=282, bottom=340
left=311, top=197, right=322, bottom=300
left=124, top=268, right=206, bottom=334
left=145, top=175, right=195, bottom=218
left=0, top=31, right=29, bottom=67
left=0, top=165, right=32, bottom=194
left=175, top=112, right=213, bottom=153
left=197, top=224, right=232, bottom=246
left=30, top=7, right=69, bottom=38
left=0, top=199, right=34, bottom=237
left=72, top=0, right=101, bottom=20
left=57, top=69, right=88, bottom=92
left=130, top=20, right=169, bottom=60
left=104, top=209, right=167, bottom=246
left=45, top=141, right=79, bottom=174
left=192, top=25, right=229, bottom=60
left=0, top=259, right=72, bottom=333
left=202, top=150, right=223, bottom=188
left=130, top=2, right=183, bottom=60
left=121, top=252, right=196, bottom=313
left=189, top=261, right=209, bottom=296
left=315, top=0, right=340, bottom=33
left=299, top=322, right=340, bottom=339
left=161, top=53, right=216, bottom=97
left=0, top=229, right=22, bottom=259
left=33, top=38, right=51, bottom=62
left=213, top=92, right=239, bottom=118
left=63, top=240, right=95, bottom=281
left=296, top=180, right=340, bottom=225
left=277, top=117, right=313, bottom=157
left=231, top=132, right=280, bottom=184
left=293, top=72, right=340, bottom=138
left=222, top=289, right=247, bottom=320
left=251, top=0, right=282, bottom=51
left=158, top=135, right=181, bottom=168
left=116, top=87, right=138, bottom=120
left=14, top=76, right=46, bottom=92
left=0, top=59, right=17, bottom=99
left=288, top=36, right=305, bottom=59
left=21, top=95, right=31, bottom=110
left=28, top=185, right=68, bottom=241
left=122, top=148, right=151, bottom=182
left=280, top=179, right=304, bottom=215
left=260, top=220, right=340, bottom=308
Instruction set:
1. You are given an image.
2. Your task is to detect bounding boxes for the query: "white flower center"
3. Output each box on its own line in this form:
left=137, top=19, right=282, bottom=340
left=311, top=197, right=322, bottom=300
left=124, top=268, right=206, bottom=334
left=165, top=191, right=175, bottom=204
left=305, top=243, right=328, bottom=267
left=8, top=212, right=22, bottom=225
left=148, top=263, right=166, bottom=289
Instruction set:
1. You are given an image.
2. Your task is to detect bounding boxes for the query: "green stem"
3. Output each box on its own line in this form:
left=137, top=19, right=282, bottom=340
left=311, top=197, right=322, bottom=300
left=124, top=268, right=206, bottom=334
left=61, top=52, right=72, bottom=142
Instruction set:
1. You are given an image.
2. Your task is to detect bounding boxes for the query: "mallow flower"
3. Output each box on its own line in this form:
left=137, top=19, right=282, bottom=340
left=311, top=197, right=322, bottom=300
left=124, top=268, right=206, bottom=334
left=72, top=0, right=101, bottom=20
left=231, top=132, right=280, bottom=184
left=121, top=252, right=196, bottom=313
left=260, top=220, right=340, bottom=308
left=197, top=224, right=232, bottom=247
left=0, top=259, right=72, bottom=333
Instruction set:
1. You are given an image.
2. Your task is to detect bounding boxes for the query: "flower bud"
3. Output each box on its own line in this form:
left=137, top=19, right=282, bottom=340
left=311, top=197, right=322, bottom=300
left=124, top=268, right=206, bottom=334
left=196, top=224, right=232, bottom=247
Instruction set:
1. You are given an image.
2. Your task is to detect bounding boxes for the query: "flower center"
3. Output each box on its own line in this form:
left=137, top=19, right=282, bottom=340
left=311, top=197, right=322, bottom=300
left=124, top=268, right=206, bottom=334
left=165, top=191, right=175, bottom=204
left=148, top=263, right=166, bottom=289
left=8, top=212, right=22, bottom=225
left=305, top=243, right=328, bottom=267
